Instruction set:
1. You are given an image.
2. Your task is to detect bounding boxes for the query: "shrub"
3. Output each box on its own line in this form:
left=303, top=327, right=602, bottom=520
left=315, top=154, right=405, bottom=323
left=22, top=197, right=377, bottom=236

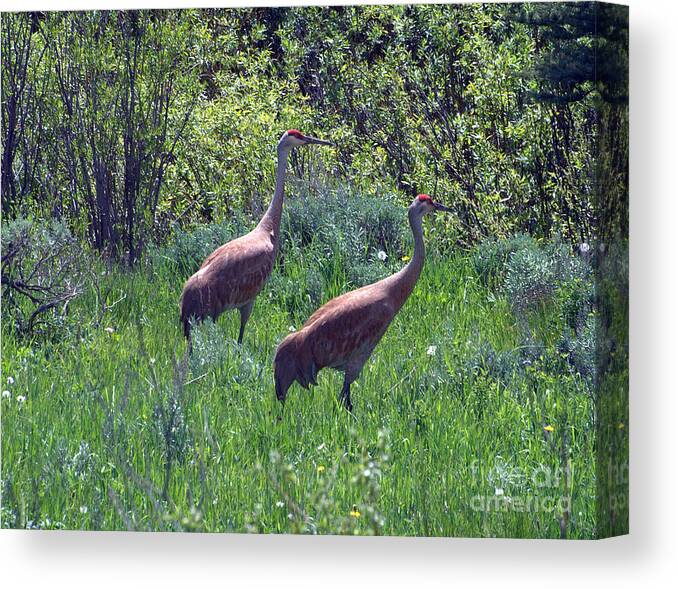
left=557, top=276, right=595, bottom=333
left=544, top=238, right=590, bottom=285
left=498, top=235, right=592, bottom=316
left=471, top=233, right=536, bottom=287
left=282, top=186, right=407, bottom=262
left=352, top=195, right=407, bottom=256
left=280, top=186, right=407, bottom=298
left=558, top=313, right=597, bottom=380
left=1, top=217, right=89, bottom=336
left=504, top=245, right=558, bottom=312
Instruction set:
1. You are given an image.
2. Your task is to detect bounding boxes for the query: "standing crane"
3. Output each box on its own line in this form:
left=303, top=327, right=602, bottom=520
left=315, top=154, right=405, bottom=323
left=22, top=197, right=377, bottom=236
left=179, top=130, right=332, bottom=344
left=273, top=193, right=452, bottom=412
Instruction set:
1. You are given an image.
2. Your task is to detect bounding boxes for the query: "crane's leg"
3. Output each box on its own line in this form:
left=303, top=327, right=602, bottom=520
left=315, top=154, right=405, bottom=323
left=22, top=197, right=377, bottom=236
left=339, top=374, right=354, bottom=413
left=183, top=317, right=195, bottom=354
left=237, top=299, right=255, bottom=345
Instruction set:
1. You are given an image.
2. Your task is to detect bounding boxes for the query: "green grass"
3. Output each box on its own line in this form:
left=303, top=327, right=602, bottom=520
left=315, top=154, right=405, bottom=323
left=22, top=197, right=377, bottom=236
left=1, top=245, right=597, bottom=538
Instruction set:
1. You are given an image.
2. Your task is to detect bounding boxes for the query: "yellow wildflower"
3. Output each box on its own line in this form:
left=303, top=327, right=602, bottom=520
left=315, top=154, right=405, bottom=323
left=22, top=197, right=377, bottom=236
left=401, top=255, right=411, bottom=262
left=618, top=423, right=625, bottom=430
left=317, top=465, right=325, bottom=473
left=543, top=425, right=555, bottom=433
left=349, top=505, right=361, bottom=518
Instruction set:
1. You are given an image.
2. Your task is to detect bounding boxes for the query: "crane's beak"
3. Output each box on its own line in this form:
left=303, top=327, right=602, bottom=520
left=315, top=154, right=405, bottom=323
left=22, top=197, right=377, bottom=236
left=433, top=201, right=453, bottom=212
left=303, top=135, right=333, bottom=146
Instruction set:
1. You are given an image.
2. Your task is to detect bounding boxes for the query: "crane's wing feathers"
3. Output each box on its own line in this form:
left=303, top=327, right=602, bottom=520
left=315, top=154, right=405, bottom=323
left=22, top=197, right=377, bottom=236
left=193, top=232, right=274, bottom=308
left=303, top=287, right=395, bottom=369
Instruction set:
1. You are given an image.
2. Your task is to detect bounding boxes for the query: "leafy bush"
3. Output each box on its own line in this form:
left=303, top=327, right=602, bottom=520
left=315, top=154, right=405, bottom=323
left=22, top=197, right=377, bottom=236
left=282, top=186, right=407, bottom=294
left=352, top=195, right=407, bottom=256
left=1, top=217, right=89, bottom=336
left=471, top=234, right=537, bottom=287
left=558, top=276, right=595, bottom=333
left=473, top=234, right=593, bottom=317
left=545, top=239, right=590, bottom=285
left=470, top=233, right=598, bottom=383
left=558, top=313, right=597, bottom=380
left=282, top=186, right=407, bottom=259
left=504, top=245, right=558, bottom=311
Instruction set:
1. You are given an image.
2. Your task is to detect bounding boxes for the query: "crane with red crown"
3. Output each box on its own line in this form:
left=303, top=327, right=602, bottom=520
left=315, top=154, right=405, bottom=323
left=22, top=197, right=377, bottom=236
left=180, top=129, right=332, bottom=345
left=273, top=193, right=453, bottom=412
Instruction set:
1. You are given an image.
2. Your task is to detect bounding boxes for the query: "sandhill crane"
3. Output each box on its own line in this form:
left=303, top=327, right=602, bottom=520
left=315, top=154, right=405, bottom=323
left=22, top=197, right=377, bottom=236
left=273, top=193, right=452, bottom=412
left=179, top=130, right=332, bottom=344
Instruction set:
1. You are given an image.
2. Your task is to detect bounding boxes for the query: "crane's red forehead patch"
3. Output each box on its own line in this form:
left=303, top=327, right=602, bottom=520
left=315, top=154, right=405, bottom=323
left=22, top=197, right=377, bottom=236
left=287, top=129, right=304, bottom=139
left=417, top=194, right=433, bottom=203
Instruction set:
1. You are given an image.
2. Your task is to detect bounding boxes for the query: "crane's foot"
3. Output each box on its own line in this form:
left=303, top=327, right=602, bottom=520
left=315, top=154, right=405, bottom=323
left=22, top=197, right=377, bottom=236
left=275, top=397, right=285, bottom=422
left=339, top=384, right=353, bottom=413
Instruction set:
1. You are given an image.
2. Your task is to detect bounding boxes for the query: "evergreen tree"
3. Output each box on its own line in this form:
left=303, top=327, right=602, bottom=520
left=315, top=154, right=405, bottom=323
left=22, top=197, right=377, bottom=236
left=513, top=2, right=628, bottom=104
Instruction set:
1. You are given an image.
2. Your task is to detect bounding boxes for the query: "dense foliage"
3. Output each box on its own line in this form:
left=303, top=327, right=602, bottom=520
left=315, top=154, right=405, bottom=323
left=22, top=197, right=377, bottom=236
left=2, top=190, right=615, bottom=537
left=2, top=4, right=628, bottom=256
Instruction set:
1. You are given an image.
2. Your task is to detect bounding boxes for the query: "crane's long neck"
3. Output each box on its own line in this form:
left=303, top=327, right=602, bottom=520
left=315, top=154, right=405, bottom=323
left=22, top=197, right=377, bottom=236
left=257, top=146, right=290, bottom=241
left=389, top=209, right=426, bottom=311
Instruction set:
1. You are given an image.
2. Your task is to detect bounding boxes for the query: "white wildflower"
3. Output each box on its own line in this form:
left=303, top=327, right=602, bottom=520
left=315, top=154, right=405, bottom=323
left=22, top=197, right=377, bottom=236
left=7, top=376, right=14, bottom=385
left=495, top=488, right=504, bottom=496
left=104, top=326, right=115, bottom=334
left=426, top=345, right=437, bottom=357
left=288, top=326, right=296, bottom=332
left=275, top=501, right=285, bottom=508
left=16, top=395, right=26, bottom=404
left=377, top=250, right=387, bottom=261
left=79, top=506, right=88, bottom=514
left=2, top=390, right=10, bottom=399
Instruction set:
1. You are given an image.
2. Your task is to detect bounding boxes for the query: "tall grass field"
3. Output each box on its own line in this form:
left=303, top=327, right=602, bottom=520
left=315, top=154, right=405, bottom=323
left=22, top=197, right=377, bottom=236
left=1, top=190, right=625, bottom=539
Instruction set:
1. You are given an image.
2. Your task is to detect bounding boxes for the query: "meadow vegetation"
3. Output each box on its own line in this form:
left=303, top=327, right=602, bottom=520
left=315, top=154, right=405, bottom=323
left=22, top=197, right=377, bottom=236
left=2, top=188, right=619, bottom=538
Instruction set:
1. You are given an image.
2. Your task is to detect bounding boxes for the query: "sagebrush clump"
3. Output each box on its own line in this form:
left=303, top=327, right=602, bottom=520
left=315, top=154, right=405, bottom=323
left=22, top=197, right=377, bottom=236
left=1, top=217, right=89, bottom=336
